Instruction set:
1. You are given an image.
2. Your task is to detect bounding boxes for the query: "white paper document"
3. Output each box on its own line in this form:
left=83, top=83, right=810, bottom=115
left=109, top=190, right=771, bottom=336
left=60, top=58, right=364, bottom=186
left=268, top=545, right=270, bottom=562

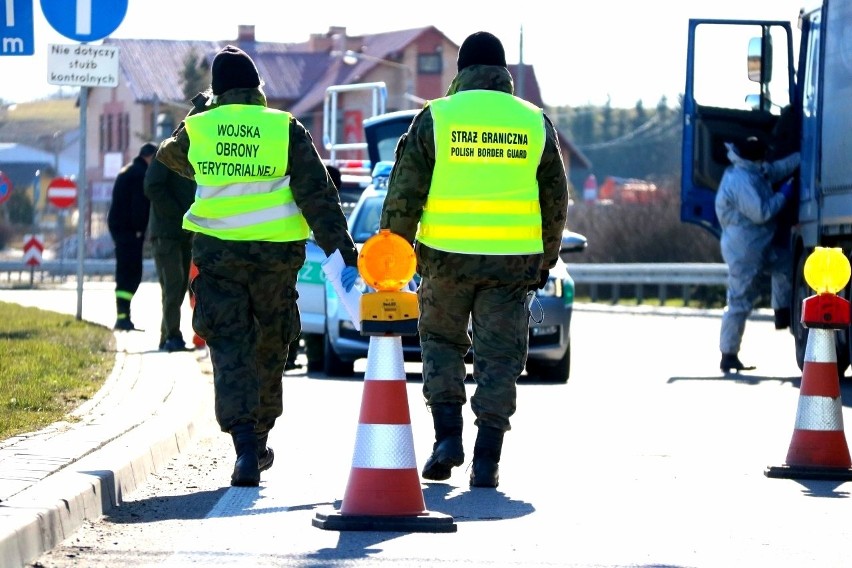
left=321, top=249, right=362, bottom=331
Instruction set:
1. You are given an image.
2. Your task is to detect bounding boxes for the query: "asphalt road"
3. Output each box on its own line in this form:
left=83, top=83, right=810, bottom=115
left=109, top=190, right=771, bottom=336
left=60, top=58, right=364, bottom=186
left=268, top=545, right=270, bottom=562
left=25, top=304, right=852, bottom=568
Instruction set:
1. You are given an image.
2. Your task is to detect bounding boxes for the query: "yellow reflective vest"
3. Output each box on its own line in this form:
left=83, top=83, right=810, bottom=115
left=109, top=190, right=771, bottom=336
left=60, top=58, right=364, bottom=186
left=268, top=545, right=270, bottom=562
left=182, top=105, right=309, bottom=242
left=418, top=90, right=546, bottom=255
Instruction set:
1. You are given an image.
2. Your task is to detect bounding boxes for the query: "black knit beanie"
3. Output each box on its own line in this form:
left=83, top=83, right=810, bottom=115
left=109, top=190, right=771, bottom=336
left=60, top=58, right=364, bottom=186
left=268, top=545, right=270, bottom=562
left=139, top=142, right=157, bottom=158
left=457, top=31, right=507, bottom=71
left=737, top=136, right=767, bottom=162
left=211, top=45, right=260, bottom=95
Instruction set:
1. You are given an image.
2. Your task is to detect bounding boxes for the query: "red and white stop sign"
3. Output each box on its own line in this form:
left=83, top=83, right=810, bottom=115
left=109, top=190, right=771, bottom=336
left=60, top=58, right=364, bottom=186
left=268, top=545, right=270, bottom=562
left=47, top=177, right=77, bottom=208
left=0, top=171, right=12, bottom=205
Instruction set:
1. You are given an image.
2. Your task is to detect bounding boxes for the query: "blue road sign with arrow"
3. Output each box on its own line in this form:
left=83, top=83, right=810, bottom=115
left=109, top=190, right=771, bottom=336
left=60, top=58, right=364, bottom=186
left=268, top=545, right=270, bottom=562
left=41, top=0, right=127, bottom=42
left=1, top=0, right=35, bottom=56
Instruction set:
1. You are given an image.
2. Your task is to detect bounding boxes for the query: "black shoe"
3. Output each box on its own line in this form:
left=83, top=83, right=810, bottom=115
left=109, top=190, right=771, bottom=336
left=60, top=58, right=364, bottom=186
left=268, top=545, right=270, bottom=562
left=114, top=318, right=136, bottom=331
left=284, top=361, right=302, bottom=371
left=230, top=423, right=260, bottom=487
left=162, top=337, right=188, bottom=352
left=258, top=447, right=274, bottom=472
left=231, top=455, right=260, bottom=487
left=470, top=457, right=499, bottom=488
left=774, top=308, right=791, bottom=330
left=469, top=426, right=503, bottom=488
left=422, top=436, right=464, bottom=481
left=720, top=353, right=756, bottom=373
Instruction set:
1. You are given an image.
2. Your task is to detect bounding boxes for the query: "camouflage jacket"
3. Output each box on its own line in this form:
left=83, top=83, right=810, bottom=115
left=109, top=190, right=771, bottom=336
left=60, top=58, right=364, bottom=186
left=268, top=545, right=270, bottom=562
left=156, top=88, right=357, bottom=266
left=143, top=155, right=196, bottom=239
left=379, top=65, right=569, bottom=283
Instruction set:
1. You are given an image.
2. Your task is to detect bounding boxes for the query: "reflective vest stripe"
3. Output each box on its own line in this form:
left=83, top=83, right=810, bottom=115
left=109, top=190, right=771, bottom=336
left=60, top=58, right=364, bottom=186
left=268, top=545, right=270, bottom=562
left=423, top=198, right=540, bottom=215
left=195, top=175, right=291, bottom=199
left=187, top=200, right=302, bottom=227
left=419, top=224, right=541, bottom=241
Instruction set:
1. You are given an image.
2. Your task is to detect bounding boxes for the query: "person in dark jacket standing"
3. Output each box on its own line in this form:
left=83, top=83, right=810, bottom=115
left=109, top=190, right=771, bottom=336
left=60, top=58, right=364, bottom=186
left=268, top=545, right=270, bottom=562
left=156, top=45, right=359, bottom=487
left=108, top=142, right=157, bottom=331
left=143, top=150, right=197, bottom=352
left=380, top=31, right=570, bottom=488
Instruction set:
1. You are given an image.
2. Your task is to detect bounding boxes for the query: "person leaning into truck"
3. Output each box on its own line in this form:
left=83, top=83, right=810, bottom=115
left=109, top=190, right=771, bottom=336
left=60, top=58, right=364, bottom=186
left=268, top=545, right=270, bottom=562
left=715, top=136, right=800, bottom=374
left=380, top=31, right=569, bottom=488
left=156, top=45, right=358, bottom=487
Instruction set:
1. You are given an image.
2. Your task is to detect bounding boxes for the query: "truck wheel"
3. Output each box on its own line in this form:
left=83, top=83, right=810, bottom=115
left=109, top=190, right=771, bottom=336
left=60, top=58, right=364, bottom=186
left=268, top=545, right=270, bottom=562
left=303, top=333, right=324, bottom=373
left=792, top=250, right=851, bottom=377
left=525, top=342, right=570, bottom=383
left=323, top=332, right=354, bottom=377
left=838, top=256, right=852, bottom=378
left=793, top=252, right=809, bottom=371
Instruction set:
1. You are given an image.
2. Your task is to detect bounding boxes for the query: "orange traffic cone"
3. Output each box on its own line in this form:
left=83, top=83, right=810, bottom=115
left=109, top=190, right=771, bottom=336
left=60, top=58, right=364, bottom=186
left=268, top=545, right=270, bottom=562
left=765, top=327, right=852, bottom=480
left=188, top=261, right=206, bottom=349
left=766, top=247, right=852, bottom=480
left=313, top=335, right=455, bottom=532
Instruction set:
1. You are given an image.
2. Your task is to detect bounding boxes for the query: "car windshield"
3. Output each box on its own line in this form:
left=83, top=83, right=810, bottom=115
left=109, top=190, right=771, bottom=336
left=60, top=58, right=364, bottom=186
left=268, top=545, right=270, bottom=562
left=350, top=195, right=385, bottom=243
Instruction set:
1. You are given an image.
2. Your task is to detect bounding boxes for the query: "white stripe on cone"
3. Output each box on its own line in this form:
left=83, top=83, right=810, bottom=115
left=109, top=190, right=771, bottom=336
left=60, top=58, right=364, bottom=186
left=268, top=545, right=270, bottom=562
left=351, top=423, right=417, bottom=469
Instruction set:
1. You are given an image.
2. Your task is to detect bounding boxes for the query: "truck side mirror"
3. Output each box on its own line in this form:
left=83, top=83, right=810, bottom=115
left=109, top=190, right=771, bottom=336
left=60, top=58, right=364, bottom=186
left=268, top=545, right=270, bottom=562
left=744, top=94, right=761, bottom=110
left=747, top=36, right=773, bottom=83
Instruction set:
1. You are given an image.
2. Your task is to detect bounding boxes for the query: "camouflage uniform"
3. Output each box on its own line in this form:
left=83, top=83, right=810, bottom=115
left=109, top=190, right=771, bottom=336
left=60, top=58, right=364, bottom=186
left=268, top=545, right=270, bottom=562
left=143, top=156, right=196, bottom=348
left=157, top=87, right=358, bottom=437
left=380, top=65, right=569, bottom=432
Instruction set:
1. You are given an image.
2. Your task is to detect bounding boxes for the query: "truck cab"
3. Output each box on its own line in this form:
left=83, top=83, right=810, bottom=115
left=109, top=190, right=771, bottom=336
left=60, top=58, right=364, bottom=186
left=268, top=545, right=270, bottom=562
left=681, top=1, right=852, bottom=373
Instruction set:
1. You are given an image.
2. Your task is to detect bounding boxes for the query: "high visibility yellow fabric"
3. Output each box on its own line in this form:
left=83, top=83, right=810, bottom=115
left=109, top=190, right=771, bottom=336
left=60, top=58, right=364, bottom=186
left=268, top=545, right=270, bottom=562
left=419, top=90, right=546, bottom=254
left=182, top=105, right=309, bottom=242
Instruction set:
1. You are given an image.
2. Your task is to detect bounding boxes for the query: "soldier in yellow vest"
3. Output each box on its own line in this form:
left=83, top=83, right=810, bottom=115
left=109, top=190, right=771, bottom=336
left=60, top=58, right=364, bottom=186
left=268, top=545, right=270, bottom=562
left=157, top=45, right=359, bottom=487
left=380, top=32, right=570, bottom=487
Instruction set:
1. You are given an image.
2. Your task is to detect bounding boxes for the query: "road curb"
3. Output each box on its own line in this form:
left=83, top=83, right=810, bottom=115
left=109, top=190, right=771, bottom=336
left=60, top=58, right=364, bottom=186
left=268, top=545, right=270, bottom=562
left=0, top=349, right=214, bottom=568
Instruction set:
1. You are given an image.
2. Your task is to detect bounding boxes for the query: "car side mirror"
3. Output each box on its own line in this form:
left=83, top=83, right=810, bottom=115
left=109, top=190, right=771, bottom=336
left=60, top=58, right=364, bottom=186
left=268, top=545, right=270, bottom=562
left=560, top=230, right=588, bottom=254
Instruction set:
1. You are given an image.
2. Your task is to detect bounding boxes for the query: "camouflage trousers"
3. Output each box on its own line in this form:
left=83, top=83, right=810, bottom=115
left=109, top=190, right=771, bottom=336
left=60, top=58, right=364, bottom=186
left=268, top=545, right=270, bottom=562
left=151, top=235, right=192, bottom=346
left=418, top=275, right=530, bottom=432
left=190, top=235, right=304, bottom=436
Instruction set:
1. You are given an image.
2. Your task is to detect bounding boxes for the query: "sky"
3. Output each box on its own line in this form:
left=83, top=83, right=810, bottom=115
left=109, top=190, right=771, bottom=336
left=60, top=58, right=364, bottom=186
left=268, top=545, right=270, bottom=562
left=0, top=0, right=814, bottom=108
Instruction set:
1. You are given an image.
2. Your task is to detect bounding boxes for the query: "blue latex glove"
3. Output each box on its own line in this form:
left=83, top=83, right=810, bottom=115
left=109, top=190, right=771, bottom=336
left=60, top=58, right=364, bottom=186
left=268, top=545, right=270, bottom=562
left=779, top=178, right=795, bottom=201
left=341, top=266, right=359, bottom=293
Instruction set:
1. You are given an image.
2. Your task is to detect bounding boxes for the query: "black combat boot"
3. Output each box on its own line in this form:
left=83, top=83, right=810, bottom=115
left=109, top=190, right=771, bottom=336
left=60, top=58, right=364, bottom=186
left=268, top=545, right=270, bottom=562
left=114, top=298, right=135, bottom=331
left=421, top=403, right=464, bottom=481
left=720, top=353, right=756, bottom=373
left=257, top=431, right=275, bottom=472
left=470, top=426, right=504, bottom=488
left=230, top=422, right=260, bottom=487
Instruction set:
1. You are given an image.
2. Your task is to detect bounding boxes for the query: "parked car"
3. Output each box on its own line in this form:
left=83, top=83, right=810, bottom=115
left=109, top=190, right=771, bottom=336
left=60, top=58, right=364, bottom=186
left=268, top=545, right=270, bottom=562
left=297, top=109, right=587, bottom=382
left=295, top=110, right=420, bottom=369
left=320, top=180, right=587, bottom=382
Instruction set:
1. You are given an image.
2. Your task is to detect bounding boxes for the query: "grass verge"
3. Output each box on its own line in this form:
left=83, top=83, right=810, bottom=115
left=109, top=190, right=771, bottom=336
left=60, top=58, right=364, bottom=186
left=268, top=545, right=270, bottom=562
left=0, top=301, right=115, bottom=439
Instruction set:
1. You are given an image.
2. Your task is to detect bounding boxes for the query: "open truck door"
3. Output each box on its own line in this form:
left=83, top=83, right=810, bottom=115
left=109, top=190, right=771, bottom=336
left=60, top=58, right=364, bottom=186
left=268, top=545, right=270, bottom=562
left=681, top=18, right=795, bottom=238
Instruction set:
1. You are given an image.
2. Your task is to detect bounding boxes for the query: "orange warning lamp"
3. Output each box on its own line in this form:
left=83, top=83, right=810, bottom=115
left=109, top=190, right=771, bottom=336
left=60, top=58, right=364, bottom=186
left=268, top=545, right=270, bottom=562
left=801, top=247, right=851, bottom=328
left=358, top=229, right=419, bottom=336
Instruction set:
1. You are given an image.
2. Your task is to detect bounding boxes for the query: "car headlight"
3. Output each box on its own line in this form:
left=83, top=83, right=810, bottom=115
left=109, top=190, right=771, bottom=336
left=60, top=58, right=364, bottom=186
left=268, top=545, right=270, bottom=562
left=536, top=277, right=562, bottom=298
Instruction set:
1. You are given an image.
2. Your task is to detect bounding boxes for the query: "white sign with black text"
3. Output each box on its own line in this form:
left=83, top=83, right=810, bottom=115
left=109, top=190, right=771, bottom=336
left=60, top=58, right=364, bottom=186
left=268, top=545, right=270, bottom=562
left=47, top=43, right=119, bottom=87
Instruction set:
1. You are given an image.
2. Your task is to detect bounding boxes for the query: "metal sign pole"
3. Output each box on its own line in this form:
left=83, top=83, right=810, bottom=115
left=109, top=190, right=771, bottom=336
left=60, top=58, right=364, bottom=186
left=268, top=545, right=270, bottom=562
left=75, top=85, right=87, bottom=320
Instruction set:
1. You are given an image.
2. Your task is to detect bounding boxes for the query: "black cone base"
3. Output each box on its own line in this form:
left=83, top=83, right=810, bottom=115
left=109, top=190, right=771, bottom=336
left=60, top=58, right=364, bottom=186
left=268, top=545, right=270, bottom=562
left=312, top=509, right=456, bottom=533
